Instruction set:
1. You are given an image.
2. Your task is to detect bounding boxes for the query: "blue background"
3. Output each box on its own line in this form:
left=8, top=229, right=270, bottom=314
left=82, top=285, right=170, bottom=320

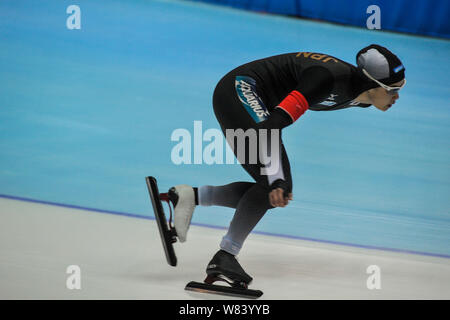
left=188, top=0, right=450, bottom=38
left=0, top=0, right=449, bottom=257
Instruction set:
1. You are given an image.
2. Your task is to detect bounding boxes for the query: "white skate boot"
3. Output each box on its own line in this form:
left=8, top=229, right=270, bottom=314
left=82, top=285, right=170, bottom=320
left=168, top=185, right=196, bottom=242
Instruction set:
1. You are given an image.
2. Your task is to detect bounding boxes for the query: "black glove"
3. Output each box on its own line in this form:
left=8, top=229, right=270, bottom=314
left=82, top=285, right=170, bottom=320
left=269, top=179, right=290, bottom=198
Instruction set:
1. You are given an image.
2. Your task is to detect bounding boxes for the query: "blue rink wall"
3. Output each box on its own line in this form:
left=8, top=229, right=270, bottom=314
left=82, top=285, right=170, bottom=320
left=0, top=0, right=449, bottom=257
left=187, top=0, right=450, bottom=39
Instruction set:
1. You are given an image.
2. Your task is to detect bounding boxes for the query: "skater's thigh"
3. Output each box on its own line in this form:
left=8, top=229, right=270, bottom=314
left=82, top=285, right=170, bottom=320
left=213, top=74, right=263, bottom=182
left=240, top=138, right=293, bottom=191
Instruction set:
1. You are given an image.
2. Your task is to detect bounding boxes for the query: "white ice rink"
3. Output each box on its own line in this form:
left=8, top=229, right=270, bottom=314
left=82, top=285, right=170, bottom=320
left=1, top=196, right=449, bottom=300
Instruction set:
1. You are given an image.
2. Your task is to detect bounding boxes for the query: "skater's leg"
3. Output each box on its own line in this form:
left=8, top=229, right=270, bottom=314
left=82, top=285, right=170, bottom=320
left=211, top=72, right=293, bottom=256
left=219, top=183, right=272, bottom=255
left=197, top=182, right=254, bottom=208
left=219, top=143, right=292, bottom=255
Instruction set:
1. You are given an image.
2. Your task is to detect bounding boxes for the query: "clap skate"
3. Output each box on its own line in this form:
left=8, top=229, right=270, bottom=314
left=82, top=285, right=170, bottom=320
left=185, top=250, right=263, bottom=299
left=145, top=176, right=195, bottom=267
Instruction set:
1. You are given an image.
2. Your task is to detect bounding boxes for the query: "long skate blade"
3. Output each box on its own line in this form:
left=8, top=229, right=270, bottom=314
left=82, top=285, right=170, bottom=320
left=145, top=176, right=177, bottom=267
left=185, top=281, right=263, bottom=299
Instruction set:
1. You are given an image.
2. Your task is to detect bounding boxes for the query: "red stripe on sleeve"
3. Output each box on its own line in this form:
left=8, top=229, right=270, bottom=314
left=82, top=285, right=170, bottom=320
left=276, top=90, right=309, bottom=122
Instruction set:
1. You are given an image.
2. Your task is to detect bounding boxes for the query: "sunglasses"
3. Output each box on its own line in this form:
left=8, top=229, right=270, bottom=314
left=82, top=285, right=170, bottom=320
left=362, top=69, right=406, bottom=95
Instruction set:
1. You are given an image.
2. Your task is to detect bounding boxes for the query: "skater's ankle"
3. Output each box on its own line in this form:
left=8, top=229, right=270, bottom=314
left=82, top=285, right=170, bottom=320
left=219, top=249, right=235, bottom=257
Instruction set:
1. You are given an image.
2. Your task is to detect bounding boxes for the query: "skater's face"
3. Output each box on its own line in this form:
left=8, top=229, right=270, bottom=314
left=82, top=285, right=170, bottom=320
left=370, top=79, right=405, bottom=112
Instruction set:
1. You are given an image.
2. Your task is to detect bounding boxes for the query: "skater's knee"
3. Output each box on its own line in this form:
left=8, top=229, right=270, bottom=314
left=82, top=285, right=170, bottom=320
left=248, top=178, right=293, bottom=210
left=243, top=183, right=272, bottom=210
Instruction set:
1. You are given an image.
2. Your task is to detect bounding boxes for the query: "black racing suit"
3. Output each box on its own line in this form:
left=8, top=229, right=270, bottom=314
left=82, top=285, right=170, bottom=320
left=209, top=52, right=376, bottom=256
left=213, top=52, right=372, bottom=195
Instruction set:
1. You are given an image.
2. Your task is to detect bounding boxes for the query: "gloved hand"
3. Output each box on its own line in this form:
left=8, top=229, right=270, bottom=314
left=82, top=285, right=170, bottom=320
left=269, top=179, right=293, bottom=208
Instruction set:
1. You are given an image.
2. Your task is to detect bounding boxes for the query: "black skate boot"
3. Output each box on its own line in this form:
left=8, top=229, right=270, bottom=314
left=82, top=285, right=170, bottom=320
left=206, top=250, right=253, bottom=287
left=185, top=250, right=263, bottom=298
